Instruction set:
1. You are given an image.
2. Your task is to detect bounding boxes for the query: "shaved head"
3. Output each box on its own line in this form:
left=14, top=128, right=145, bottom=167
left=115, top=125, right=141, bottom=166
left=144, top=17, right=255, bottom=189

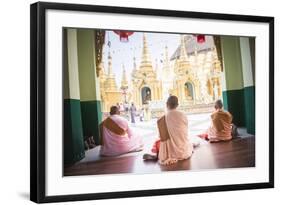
left=214, top=99, right=223, bottom=110
left=166, top=95, right=179, bottom=109
left=110, top=106, right=120, bottom=115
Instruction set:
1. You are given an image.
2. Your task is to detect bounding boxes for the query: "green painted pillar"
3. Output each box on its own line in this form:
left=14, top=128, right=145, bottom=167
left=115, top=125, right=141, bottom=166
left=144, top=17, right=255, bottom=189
left=240, top=37, right=255, bottom=134
left=77, top=29, right=102, bottom=144
left=63, top=29, right=85, bottom=165
left=221, top=36, right=245, bottom=126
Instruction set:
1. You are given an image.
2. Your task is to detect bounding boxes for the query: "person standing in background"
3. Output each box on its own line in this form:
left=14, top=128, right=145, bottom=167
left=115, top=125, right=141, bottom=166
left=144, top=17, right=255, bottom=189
left=130, top=103, right=137, bottom=123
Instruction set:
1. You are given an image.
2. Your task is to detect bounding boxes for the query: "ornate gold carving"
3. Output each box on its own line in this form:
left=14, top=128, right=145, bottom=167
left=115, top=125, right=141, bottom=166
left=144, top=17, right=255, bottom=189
left=214, top=36, right=224, bottom=71
left=95, top=30, right=105, bottom=77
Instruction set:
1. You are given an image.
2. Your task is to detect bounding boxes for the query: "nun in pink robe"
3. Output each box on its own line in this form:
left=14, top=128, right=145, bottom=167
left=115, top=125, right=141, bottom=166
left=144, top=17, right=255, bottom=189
left=100, top=106, right=144, bottom=157
left=144, top=95, right=193, bottom=165
left=158, top=108, right=193, bottom=165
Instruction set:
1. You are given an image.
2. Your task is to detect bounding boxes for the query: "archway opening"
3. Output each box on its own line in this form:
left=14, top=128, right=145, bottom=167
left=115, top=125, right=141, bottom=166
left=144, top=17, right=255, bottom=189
left=141, top=87, right=151, bottom=104
left=184, top=82, right=194, bottom=100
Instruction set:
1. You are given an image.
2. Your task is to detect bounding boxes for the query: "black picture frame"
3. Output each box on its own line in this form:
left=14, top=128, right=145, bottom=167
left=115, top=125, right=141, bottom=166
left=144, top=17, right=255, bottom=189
left=30, top=1, right=274, bottom=203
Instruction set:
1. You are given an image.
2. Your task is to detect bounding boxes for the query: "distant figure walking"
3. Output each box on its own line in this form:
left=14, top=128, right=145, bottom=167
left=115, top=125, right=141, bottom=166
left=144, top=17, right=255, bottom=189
left=130, top=103, right=137, bottom=123
left=139, top=108, right=144, bottom=122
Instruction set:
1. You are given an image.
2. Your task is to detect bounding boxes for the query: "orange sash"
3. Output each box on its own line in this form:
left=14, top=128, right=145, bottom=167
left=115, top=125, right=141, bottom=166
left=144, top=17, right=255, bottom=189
left=157, top=116, right=170, bottom=142
left=99, top=117, right=127, bottom=145
left=211, top=110, right=232, bottom=132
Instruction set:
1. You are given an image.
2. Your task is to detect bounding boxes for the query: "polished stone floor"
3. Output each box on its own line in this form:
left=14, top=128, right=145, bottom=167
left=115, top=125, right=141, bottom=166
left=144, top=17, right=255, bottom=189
left=64, top=113, right=255, bottom=176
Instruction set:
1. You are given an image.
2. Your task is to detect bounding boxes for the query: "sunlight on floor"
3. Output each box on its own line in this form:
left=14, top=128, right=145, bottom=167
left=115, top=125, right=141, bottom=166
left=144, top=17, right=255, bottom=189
left=79, top=112, right=211, bottom=163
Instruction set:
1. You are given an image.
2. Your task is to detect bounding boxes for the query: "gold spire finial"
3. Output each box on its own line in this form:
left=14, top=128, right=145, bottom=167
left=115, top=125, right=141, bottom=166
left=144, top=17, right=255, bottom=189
left=178, top=35, right=191, bottom=72
left=139, top=33, right=153, bottom=72
left=142, top=33, right=150, bottom=61
left=105, top=50, right=118, bottom=90
left=107, top=50, right=113, bottom=76
left=163, top=45, right=170, bottom=69
left=180, top=35, right=188, bottom=61
left=133, top=56, right=137, bottom=70
left=131, top=56, right=138, bottom=78
left=162, top=45, right=173, bottom=80
left=121, top=64, right=128, bottom=89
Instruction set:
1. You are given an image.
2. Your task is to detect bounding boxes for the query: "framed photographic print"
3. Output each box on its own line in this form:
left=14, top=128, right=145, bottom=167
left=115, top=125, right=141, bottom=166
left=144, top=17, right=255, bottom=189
left=30, top=1, right=274, bottom=203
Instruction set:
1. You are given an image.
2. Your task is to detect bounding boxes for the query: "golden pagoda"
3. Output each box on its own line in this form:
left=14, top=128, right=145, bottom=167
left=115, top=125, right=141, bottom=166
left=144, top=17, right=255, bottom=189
left=100, top=51, right=122, bottom=112
left=99, top=33, right=223, bottom=114
left=99, top=61, right=107, bottom=90
left=98, top=61, right=108, bottom=112
left=105, top=51, right=117, bottom=91
left=171, top=35, right=201, bottom=105
left=120, top=64, right=128, bottom=90
left=131, top=56, right=138, bottom=78
left=131, top=33, right=162, bottom=108
left=120, top=64, right=130, bottom=103
left=170, top=35, right=223, bottom=105
left=161, top=45, right=174, bottom=100
left=206, top=47, right=222, bottom=100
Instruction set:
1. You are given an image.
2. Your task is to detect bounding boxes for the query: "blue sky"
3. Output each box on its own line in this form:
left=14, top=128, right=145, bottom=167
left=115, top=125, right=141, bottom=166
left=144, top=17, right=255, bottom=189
left=102, top=31, right=181, bottom=86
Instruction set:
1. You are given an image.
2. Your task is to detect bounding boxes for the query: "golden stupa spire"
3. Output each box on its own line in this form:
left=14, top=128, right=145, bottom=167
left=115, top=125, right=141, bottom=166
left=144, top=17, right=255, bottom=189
left=121, top=64, right=128, bottom=89
left=162, top=45, right=173, bottom=80
left=139, top=33, right=154, bottom=72
left=106, top=50, right=117, bottom=90
left=180, top=35, right=189, bottom=62
left=142, top=33, right=151, bottom=63
left=131, top=56, right=138, bottom=78
left=98, top=60, right=107, bottom=90
left=163, top=45, right=170, bottom=69
left=133, top=56, right=137, bottom=69
left=99, top=60, right=107, bottom=80
left=179, top=35, right=191, bottom=72
left=155, top=58, right=162, bottom=81
left=107, top=51, right=113, bottom=76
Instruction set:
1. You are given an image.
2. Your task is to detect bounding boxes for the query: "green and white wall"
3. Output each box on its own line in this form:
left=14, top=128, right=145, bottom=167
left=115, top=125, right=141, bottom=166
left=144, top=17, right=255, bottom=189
left=64, top=28, right=102, bottom=165
left=221, top=36, right=255, bottom=134
left=77, top=29, right=102, bottom=144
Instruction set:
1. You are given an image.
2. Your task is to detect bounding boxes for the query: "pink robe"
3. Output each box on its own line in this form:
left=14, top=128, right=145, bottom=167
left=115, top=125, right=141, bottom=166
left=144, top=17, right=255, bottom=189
left=100, top=115, right=143, bottom=156
left=158, top=109, right=193, bottom=165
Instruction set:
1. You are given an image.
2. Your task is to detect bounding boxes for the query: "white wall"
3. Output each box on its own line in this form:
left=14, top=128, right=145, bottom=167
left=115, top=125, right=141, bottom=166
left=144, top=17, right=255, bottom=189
left=0, top=0, right=279, bottom=204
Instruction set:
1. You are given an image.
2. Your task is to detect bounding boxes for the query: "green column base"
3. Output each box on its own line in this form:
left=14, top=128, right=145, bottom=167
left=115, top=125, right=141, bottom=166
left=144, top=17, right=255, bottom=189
left=223, top=87, right=255, bottom=135
left=80, top=100, right=102, bottom=144
left=244, top=86, right=255, bottom=134
left=64, top=99, right=85, bottom=165
left=222, top=89, right=245, bottom=127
